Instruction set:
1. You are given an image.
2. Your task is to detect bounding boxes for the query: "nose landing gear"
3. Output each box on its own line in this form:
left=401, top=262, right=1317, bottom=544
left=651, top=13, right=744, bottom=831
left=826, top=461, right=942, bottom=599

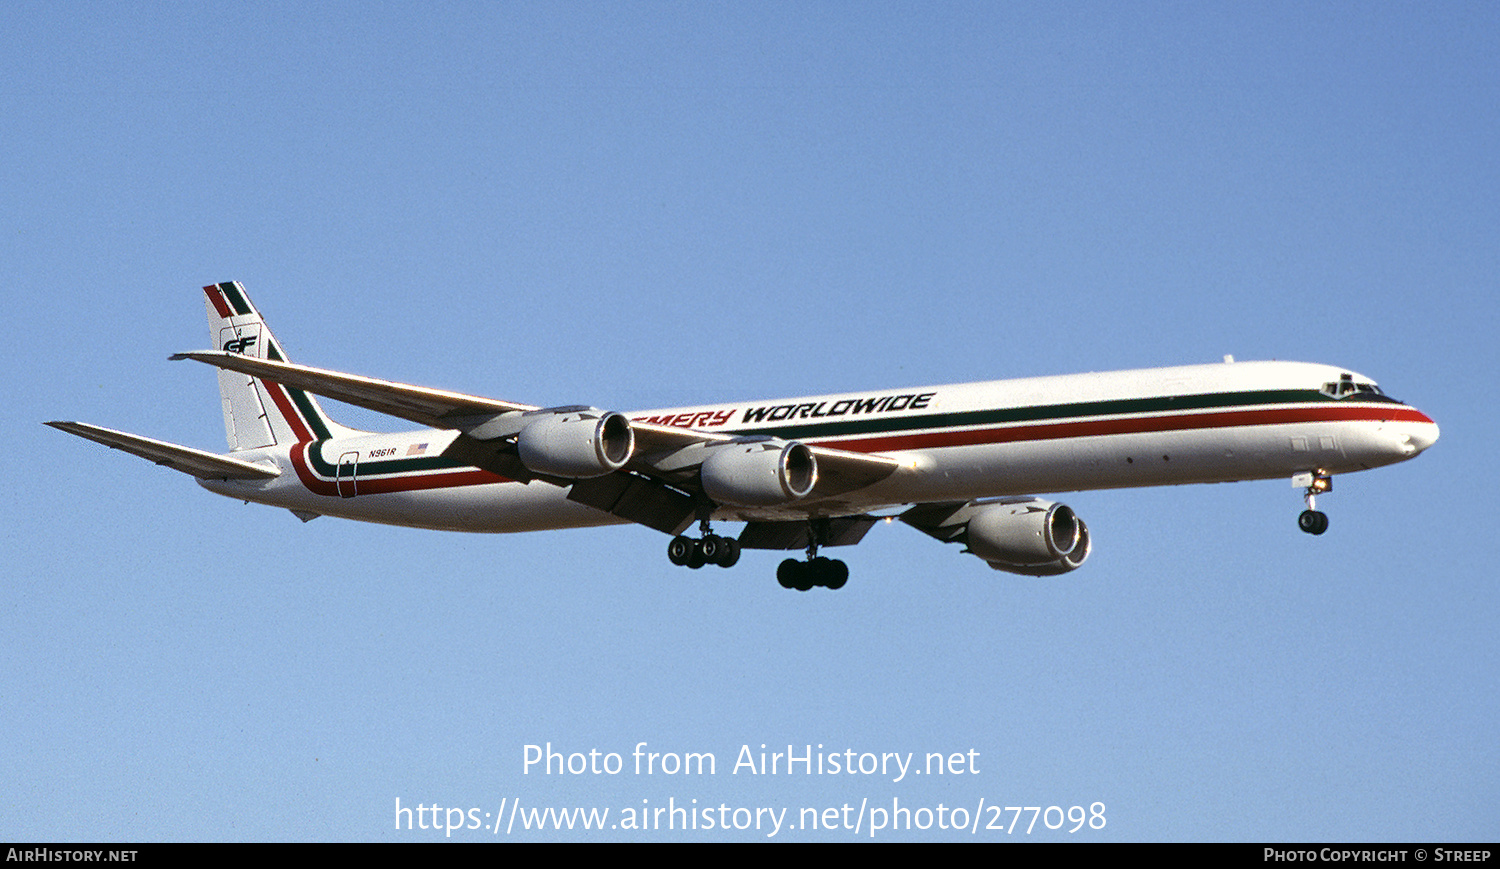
left=1294, top=470, right=1332, bottom=535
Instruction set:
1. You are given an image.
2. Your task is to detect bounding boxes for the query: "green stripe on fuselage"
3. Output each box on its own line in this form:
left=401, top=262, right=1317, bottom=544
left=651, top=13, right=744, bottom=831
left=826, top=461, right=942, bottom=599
left=737, top=389, right=1369, bottom=441
left=304, top=388, right=1399, bottom=480
left=305, top=441, right=469, bottom=478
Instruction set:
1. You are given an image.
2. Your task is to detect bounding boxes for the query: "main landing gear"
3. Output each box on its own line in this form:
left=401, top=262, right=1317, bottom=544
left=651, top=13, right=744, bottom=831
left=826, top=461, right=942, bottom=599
left=667, top=532, right=741, bottom=569
left=777, top=519, right=848, bottom=591
left=777, top=556, right=848, bottom=591
left=1296, top=470, right=1333, bottom=535
left=668, top=509, right=741, bottom=568
left=666, top=515, right=851, bottom=591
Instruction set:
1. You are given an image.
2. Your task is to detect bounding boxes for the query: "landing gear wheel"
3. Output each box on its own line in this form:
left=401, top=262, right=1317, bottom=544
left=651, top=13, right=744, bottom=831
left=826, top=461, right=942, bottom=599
left=1298, top=509, right=1329, bottom=535
left=791, top=561, right=815, bottom=591
left=700, top=534, right=726, bottom=565
left=667, top=535, right=695, bottom=566
left=715, top=537, right=740, bottom=568
left=778, top=559, right=810, bottom=591
left=809, top=557, right=849, bottom=589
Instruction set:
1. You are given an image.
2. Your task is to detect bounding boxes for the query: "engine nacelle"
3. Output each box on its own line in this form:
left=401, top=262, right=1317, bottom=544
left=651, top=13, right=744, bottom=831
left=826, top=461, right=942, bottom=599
left=965, top=499, right=1091, bottom=576
left=516, top=410, right=634, bottom=479
left=700, top=441, right=818, bottom=507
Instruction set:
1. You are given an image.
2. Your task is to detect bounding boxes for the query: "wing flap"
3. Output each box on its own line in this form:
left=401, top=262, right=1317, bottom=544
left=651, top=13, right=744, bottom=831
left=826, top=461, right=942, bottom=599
left=46, top=421, right=280, bottom=480
left=566, top=472, right=696, bottom=535
left=737, top=516, right=879, bottom=550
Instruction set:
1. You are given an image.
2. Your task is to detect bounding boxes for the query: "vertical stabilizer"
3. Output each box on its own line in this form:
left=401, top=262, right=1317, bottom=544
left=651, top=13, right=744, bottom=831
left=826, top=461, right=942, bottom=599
left=201, top=282, right=354, bottom=449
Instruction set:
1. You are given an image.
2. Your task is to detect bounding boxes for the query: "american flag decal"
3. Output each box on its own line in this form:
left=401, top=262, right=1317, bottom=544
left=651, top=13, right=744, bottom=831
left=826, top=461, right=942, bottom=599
left=407, top=443, right=428, bottom=456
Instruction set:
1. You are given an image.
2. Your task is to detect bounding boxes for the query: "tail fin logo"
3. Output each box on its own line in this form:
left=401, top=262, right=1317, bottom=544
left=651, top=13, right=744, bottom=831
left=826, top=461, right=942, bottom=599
left=203, top=282, right=351, bottom=448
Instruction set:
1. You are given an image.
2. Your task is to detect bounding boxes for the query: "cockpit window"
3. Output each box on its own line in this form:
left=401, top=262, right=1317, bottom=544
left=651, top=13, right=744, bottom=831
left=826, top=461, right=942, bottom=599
left=1320, top=373, right=1391, bottom=400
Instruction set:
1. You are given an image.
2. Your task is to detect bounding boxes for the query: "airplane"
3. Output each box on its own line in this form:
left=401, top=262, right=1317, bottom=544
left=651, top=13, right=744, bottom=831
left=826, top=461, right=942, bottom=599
left=48, top=282, right=1439, bottom=591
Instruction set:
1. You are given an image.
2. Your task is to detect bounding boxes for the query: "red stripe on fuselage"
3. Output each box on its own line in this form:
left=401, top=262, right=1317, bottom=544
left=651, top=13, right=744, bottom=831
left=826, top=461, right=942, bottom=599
left=289, top=441, right=337, bottom=495
left=288, top=441, right=510, bottom=496
left=352, top=467, right=513, bottom=494
left=807, top=404, right=1434, bottom=453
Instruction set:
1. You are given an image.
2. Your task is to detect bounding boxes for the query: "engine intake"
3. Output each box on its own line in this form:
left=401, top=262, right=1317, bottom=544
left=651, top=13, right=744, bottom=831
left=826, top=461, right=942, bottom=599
left=516, top=410, right=634, bottom=479
left=700, top=441, right=818, bottom=507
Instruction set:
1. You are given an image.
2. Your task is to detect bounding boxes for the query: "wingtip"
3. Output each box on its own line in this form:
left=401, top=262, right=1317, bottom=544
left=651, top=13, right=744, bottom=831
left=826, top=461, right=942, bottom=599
left=45, top=420, right=104, bottom=436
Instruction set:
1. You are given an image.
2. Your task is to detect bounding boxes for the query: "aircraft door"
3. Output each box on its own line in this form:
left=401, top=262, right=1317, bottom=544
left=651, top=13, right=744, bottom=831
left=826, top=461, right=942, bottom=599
left=337, top=452, right=358, bottom=498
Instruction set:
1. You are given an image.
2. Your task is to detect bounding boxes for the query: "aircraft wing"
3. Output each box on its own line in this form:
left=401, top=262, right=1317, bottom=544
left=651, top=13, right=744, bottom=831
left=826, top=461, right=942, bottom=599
left=174, top=350, right=900, bottom=526
left=45, top=421, right=280, bottom=480
left=170, top=351, right=536, bottom=426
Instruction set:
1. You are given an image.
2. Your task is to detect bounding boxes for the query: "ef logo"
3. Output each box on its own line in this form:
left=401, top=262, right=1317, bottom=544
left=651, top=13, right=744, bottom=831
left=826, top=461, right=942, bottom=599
left=223, top=336, right=258, bottom=354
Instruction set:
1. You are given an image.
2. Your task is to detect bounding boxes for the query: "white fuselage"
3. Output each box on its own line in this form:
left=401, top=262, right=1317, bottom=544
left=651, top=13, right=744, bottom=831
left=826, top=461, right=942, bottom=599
left=201, top=360, right=1439, bottom=533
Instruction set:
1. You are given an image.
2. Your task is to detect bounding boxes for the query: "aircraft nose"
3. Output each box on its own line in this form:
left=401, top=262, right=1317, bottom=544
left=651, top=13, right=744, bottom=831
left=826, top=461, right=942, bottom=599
left=1408, top=420, right=1439, bottom=453
left=1398, top=411, right=1439, bottom=456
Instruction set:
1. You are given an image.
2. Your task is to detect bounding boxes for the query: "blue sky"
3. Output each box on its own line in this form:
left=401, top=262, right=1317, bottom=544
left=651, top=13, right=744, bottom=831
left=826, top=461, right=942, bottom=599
left=4, top=2, right=1495, bottom=841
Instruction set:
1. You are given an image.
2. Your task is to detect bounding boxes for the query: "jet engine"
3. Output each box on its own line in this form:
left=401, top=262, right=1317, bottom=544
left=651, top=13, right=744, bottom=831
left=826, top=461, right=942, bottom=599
left=700, top=441, right=818, bottom=507
left=899, top=497, right=1091, bottom=576
left=965, top=499, right=1091, bottom=575
left=516, top=410, right=634, bottom=479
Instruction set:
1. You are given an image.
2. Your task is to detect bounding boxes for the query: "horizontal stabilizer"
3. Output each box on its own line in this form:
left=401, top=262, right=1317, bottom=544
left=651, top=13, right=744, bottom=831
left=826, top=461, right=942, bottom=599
left=45, top=421, right=280, bottom=480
